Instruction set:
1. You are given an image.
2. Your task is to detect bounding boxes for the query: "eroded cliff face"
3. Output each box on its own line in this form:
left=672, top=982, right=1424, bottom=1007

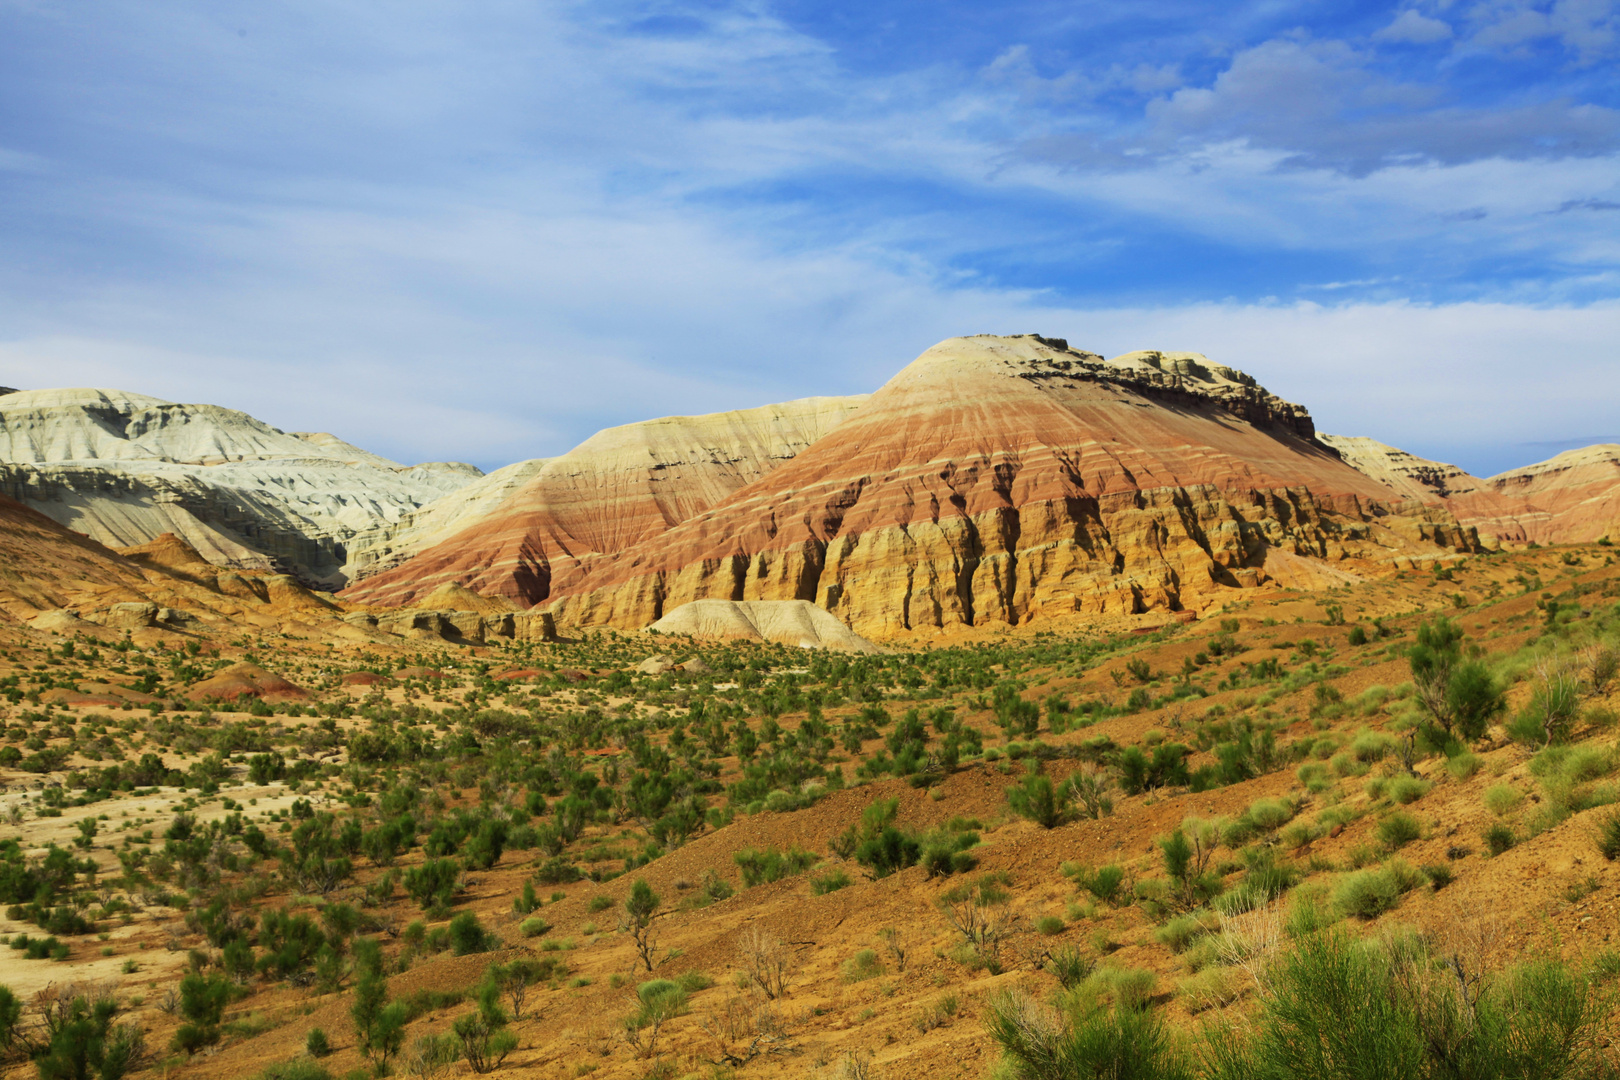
left=0, top=388, right=481, bottom=587
left=542, top=335, right=1479, bottom=638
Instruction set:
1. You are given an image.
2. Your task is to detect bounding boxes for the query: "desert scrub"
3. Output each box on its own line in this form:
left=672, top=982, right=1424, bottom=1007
left=733, top=846, right=817, bottom=887
left=1483, top=822, right=1517, bottom=856
left=1246, top=798, right=1294, bottom=832
left=841, top=948, right=885, bottom=983
left=1177, top=966, right=1240, bottom=1012
left=1350, top=728, right=1393, bottom=759
left=1483, top=784, right=1523, bottom=817
left=1082, top=966, right=1158, bottom=1011
left=1376, top=811, right=1422, bottom=851
left=1446, top=752, right=1482, bottom=780
left=1154, top=913, right=1214, bottom=953
left=810, top=869, right=851, bottom=895
left=1594, top=809, right=1620, bottom=860
left=1046, top=944, right=1092, bottom=988
left=1388, top=776, right=1432, bottom=805
left=1332, top=861, right=1422, bottom=919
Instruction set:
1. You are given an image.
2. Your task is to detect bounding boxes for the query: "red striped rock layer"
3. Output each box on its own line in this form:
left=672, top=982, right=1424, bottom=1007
left=1320, top=436, right=1620, bottom=545
left=338, top=396, right=869, bottom=609
left=545, top=335, right=1478, bottom=637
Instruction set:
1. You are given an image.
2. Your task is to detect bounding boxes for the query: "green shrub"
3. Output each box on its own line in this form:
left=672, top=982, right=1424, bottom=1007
left=449, top=912, right=495, bottom=956
left=1047, top=944, right=1092, bottom=989
left=1421, top=863, right=1454, bottom=890
left=1483, top=784, right=1523, bottom=817
left=1376, top=812, right=1421, bottom=850
left=587, top=895, right=614, bottom=913
left=1247, top=798, right=1293, bottom=832
left=1594, top=809, right=1620, bottom=860
left=1332, top=869, right=1402, bottom=919
left=810, top=869, right=852, bottom=895
left=1006, top=772, right=1068, bottom=828
left=1036, top=915, right=1065, bottom=936
left=1388, top=776, right=1431, bottom=805
left=305, top=1027, right=330, bottom=1057
left=1071, top=864, right=1125, bottom=905
left=733, top=846, right=817, bottom=887
left=1483, top=822, right=1517, bottom=856
left=1155, top=914, right=1211, bottom=954
left=986, top=991, right=1188, bottom=1079
left=840, top=948, right=884, bottom=983
left=519, top=916, right=550, bottom=938
left=1446, top=751, right=1481, bottom=780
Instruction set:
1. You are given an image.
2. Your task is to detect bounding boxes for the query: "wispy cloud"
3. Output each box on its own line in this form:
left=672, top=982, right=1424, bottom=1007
left=0, top=1, right=1613, bottom=474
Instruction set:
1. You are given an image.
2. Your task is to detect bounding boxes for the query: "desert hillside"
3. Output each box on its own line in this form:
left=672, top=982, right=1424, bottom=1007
left=0, top=337, right=1616, bottom=1080
left=0, top=513, right=1619, bottom=1078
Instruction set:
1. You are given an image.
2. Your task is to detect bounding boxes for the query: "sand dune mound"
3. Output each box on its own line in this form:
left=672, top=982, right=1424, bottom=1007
left=649, top=599, right=882, bottom=653
left=186, top=661, right=307, bottom=702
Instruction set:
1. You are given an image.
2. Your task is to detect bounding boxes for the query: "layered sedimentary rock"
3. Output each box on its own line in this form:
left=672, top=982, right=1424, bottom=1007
left=1485, top=445, right=1620, bottom=543
left=0, top=388, right=482, bottom=587
left=340, top=395, right=869, bottom=608
left=537, top=336, right=1477, bottom=638
left=1321, top=435, right=1620, bottom=544
left=344, top=457, right=550, bottom=583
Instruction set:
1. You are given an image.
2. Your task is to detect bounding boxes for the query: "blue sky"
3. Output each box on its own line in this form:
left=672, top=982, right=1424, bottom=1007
left=0, top=1, right=1616, bottom=476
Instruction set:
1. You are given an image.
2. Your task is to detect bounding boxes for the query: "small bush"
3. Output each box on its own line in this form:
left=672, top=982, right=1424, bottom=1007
left=449, top=912, right=495, bottom=956
left=1446, top=752, right=1481, bottom=780
left=1483, top=784, right=1523, bottom=817
left=305, top=1028, right=330, bottom=1057
left=841, top=948, right=885, bottom=983
left=519, top=916, right=550, bottom=938
left=1594, top=810, right=1620, bottom=860
left=810, top=869, right=852, bottom=895
left=1376, top=812, right=1422, bottom=851
left=1048, top=944, right=1092, bottom=988
left=1036, top=915, right=1065, bottom=936
left=1483, top=822, right=1517, bottom=856
left=1333, top=868, right=1402, bottom=919
left=1389, top=776, right=1432, bottom=805
left=1422, top=863, right=1454, bottom=890
left=733, top=847, right=817, bottom=887
left=1155, top=914, right=1210, bottom=953
left=1247, top=798, right=1294, bottom=832
left=587, top=895, right=614, bottom=913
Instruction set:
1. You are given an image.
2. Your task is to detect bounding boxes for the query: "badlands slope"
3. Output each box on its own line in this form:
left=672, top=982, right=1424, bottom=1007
left=340, top=395, right=868, bottom=609
left=0, top=388, right=481, bottom=587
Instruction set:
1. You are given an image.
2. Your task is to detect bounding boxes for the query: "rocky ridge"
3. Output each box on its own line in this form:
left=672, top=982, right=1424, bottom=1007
left=0, top=388, right=482, bottom=587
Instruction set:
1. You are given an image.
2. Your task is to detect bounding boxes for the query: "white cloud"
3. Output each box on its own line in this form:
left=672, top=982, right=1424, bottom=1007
left=1374, top=9, right=1456, bottom=43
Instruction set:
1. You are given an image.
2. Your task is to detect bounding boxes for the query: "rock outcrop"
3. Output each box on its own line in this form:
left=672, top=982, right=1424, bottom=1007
left=649, top=599, right=883, bottom=652
left=340, top=395, right=868, bottom=609
left=540, top=335, right=1478, bottom=638
left=1484, top=445, right=1620, bottom=543
left=0, top=388, right=483, bottom=587
left=1323, top=435, right=1620, bottom=545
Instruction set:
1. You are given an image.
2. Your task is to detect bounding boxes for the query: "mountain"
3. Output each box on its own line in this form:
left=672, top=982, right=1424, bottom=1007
left=338, top=395, right=868, bottom=609
left=1321, top=435, right=1620, bottom=545
left=0, top=387, right=482, bottom=587
left=539, top=335, right=1479, bottom=638
left=342, top=335, right=1476, bottom=639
